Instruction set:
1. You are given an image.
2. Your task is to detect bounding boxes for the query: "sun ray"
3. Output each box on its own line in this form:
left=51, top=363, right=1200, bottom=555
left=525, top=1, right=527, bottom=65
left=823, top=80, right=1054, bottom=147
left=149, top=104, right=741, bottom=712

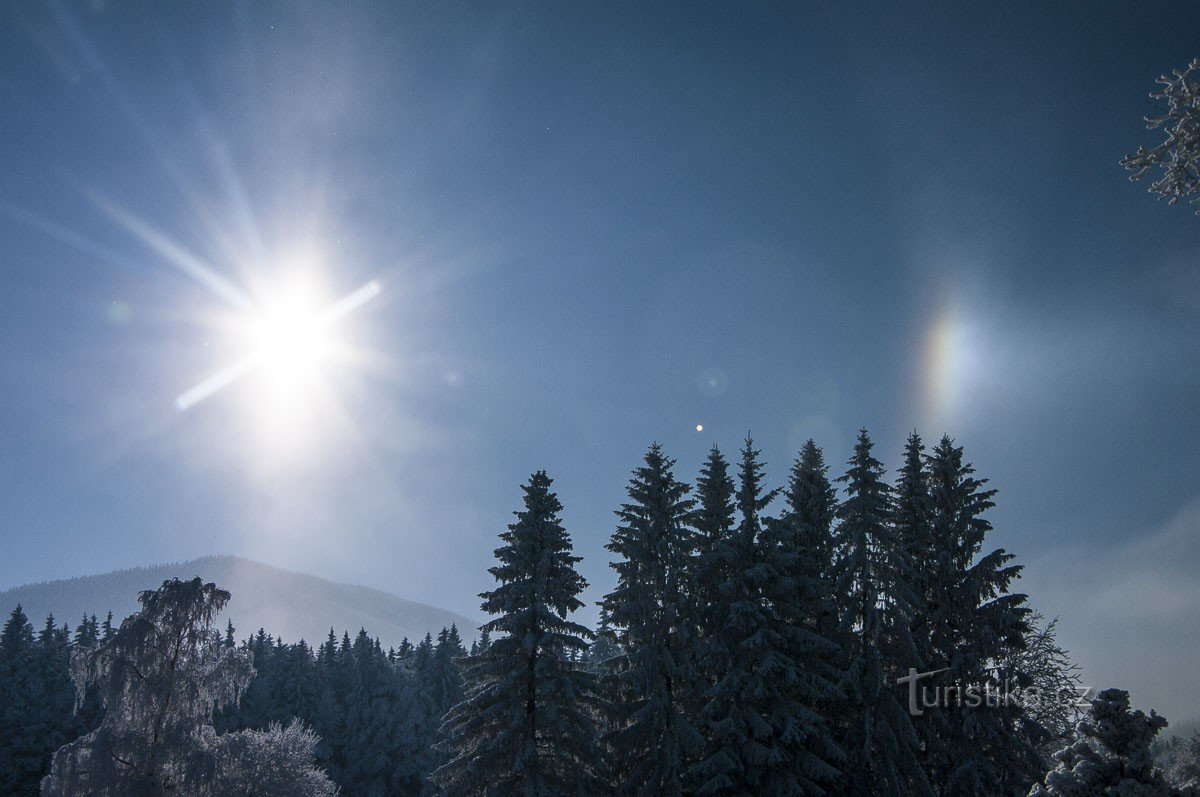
left=88, top=192, right=252, bottom=311
left=175, top=356, right=258, bottom=411
left=320, top=280, right=382, bottom=324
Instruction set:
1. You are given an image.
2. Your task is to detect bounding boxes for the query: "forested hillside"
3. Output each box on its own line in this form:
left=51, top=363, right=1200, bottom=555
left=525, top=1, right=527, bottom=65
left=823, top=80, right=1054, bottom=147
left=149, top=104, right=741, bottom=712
left=0, top=555, right=478, bottom=652
left=3, top=432, right=1197, bottom=796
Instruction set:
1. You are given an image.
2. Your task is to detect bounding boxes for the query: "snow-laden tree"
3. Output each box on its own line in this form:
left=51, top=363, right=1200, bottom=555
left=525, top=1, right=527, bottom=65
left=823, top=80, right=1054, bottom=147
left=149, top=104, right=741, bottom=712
left=339, top=628, right=409, bottom=795
left=600, top=443, right=702, bottom=796
left=209, top=719, right=337, bottom=796
left=893, top=432, right=933, bottom=664
left=40, top=577, right=336, bottom=797
left=1122, top=58, right=1200, bottom=213
left=1029, top=688, right=1179, bottom=797
left=689, top=442, right=768, bottom=794
left=921, top=436, right=1039, bottom=796
left=765, top=439, right=845, bottom=792
left=434, top=470, right=603, bottom=796
left=687, top=445, right=738, bottom=745
left=1157, top=731, right=1200, bottom=792
left=692, top=439, right=842, bottom=795
left=832, top=429, right=932, bottom=797
left=429, top=625, right=467, bottom=719
left=784, top=440, right=839, bottom=594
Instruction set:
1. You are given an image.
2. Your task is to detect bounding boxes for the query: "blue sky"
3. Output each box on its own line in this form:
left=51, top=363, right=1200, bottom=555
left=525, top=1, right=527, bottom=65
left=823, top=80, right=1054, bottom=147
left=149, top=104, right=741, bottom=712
left=2, top=2, right=1199, bottom=721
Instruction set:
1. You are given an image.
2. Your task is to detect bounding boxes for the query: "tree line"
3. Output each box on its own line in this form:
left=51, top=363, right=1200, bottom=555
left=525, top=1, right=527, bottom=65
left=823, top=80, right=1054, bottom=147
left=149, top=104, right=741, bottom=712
left=2, top=430, right=1197, bottom=795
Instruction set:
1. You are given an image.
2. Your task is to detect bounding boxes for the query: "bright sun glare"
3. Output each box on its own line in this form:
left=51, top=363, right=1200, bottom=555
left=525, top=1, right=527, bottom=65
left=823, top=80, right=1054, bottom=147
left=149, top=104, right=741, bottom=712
left=174, top=279, right=381, bottom=417
left=247, top=294, right=329, bottom=388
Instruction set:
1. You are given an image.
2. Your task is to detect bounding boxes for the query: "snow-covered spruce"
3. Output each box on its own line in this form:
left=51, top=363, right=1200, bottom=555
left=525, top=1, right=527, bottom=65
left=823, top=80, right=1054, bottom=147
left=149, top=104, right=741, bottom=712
left=600, top=444, right=703, bottom=796
left=434, top=470, right=603, bottom=796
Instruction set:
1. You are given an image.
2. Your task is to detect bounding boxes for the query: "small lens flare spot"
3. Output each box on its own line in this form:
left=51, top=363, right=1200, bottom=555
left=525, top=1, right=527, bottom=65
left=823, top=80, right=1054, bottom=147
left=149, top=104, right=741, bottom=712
left=106, top=300, right=132, bottom=325
left=695, top=424, right=704, bottom=432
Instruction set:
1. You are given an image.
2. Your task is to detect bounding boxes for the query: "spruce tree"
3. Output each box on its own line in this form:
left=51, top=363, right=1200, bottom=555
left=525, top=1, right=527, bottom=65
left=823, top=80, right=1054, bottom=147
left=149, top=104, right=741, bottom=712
left=922, top=435, right=1038, bottom=796
left=764, top=439, right=846, bottom=793
left=341, top=629, right=406, bottom=794
left=414, top=632, right=434, bottom=680
left=0, top=605, right=39, bottom=795
left=688, top=445, right=738, bottom=731
left=785, top=440, right=839, bottom=588
left=430, top=625, right=466, bottom=718
left=893, top=432, right=933, bottom=657
left=600, top=443, right=702, bottom=796
left=277, top=640, right=323, bottom=731
left=31, top=617, right=76, bottom=791
left=434, top=470, right=602, bottom=796
left=71, top=615, right=106, bottom=734
left=688, top=445, right=740, bottom=792
left=694, top=438, right=842, bottom=795
left=779, top=439, right=844, bottom=669
left=891, top=432, right=945, bottom=788
left=832, top=429, right=931, bottom=797
left=73, top=616, right=100, bottom=649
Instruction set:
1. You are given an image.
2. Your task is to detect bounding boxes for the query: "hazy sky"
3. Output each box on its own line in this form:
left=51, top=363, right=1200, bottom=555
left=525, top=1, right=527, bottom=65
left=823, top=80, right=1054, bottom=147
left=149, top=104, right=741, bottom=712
left=2, top=2, right=1198, bottom=722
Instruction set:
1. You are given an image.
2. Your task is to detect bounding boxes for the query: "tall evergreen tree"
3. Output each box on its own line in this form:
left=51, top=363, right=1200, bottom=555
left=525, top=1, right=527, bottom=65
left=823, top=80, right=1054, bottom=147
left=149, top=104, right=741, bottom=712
left=600, top=443, right=702, bottom=796
left=893, top=432, right=933, bottom=655
left=31, top=617, right=76, bottom=790
left=920, top=436, right=1038, bottom=796
left=832, top=429, right=931, bottom=797
left=688, top=445, right=738, bottom=729
left=785, top=440, right=839, bottom=588
left=73, top=616, right=100, bottom=650
left=413, top=632, right=434, bottom=681
left=430, top=626, right=466, bottom=718
left=890, top=432, right=945, bottom=788
left=0, top=605, right=40, bottom=795
left=693, top=438, right=842, bottom=795
left=762, top=439, right=847, bottom=794
left=688, top=445, right=741, bottom=793
left=71, top=615, right=107, bottom=733
left=339, top=629, right=406, bottom=795
left=435, top=470, right=602, bottom=796
left=779, top=439, right=844, bottom=666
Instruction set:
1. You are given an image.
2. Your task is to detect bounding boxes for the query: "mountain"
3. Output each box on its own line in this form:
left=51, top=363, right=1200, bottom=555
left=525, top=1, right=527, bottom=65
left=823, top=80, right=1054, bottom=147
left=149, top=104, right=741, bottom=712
left=0, top=555, right=480, bottom=650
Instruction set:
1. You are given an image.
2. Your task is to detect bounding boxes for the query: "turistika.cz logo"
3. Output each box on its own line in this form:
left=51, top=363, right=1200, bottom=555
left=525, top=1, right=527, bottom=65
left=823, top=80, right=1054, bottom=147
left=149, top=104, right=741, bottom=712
left=895, top=667, right=1093, bottom=717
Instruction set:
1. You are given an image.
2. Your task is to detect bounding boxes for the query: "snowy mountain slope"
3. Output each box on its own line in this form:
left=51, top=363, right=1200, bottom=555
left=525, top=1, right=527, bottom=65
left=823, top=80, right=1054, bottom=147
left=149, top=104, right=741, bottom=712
left=0, top=555, right=480, bottom=649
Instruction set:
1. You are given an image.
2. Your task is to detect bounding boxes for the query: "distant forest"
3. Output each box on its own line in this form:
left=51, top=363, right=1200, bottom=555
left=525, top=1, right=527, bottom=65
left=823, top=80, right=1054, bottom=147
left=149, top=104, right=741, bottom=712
left=2, top=431, right=1198, bottom=795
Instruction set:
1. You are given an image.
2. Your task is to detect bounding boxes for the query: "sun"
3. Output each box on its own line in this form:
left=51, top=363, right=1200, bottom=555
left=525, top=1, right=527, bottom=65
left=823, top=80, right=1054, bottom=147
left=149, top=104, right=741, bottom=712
left=246, top=292, right=329, bottom=388
left=175, top=278, right=381, bottom=415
